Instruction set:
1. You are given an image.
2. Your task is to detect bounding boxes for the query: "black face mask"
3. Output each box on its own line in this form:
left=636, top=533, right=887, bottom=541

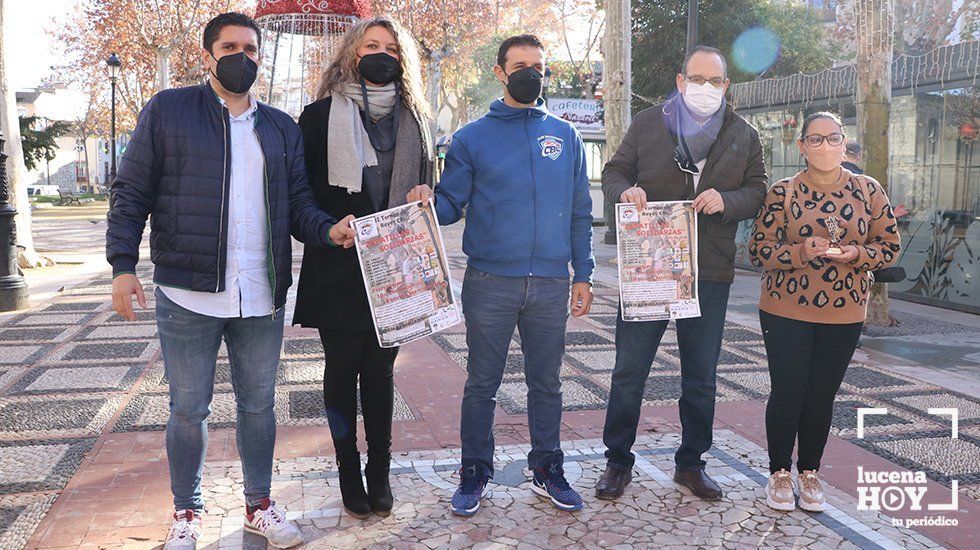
left=503, top=67, right=543, bottom=105
left=211, top=52, right=258, bottom=94
left=358, top=53, right=402, bottom=85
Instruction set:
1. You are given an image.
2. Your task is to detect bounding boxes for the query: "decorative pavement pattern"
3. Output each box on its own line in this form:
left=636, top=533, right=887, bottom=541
left=0, top=262, right=421, bottom=549
left=183, top=431, right=941, bottom=549
left=0, top=217, right=977, bottom=548
left=432, top=282, right=980, bottom=499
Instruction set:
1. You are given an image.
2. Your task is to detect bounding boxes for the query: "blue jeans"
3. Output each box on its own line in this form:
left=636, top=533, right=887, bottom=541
left=155, top=288, right=284, bottom=511
left=460, top=268, right=570, bottom=477
left=603, top=280, right=731, bottom=471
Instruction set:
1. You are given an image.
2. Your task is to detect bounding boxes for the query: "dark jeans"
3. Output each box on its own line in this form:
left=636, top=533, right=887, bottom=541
left=760, top=310, right=862, bottom=473
left=155, top=288, right=283, bottom=511
left=319, top=330, right=399, bottom=467
left=460, top=267, right=570, bottom=477
left=603, top=280, right=731, bottom=472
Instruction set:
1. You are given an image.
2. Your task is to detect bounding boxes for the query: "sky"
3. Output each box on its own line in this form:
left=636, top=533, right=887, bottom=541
left=7, top=0, right=76, bottom=90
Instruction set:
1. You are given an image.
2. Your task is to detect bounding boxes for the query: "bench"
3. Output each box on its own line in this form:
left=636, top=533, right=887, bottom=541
left=57, top=188, right=81, bottom=206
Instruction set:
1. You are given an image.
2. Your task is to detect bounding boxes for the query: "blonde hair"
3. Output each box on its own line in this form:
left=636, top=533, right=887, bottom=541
left=316, top=17, right=430, bottom=119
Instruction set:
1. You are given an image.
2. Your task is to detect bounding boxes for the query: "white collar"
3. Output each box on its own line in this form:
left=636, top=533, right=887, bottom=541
left=220, top=94, right=258, bottom=121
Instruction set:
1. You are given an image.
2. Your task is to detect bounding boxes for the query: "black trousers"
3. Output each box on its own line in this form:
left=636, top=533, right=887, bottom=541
left=759, top=310, right=862, bottom=474
left=319, top=330, right=399, bottom=466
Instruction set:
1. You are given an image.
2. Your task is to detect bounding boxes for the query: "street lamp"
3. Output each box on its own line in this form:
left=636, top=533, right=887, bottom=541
left=106, top=53, right=121, bottom=182
left=0, top=130, right=29, bottom=311
left=686, top=0, right=699, bottom=55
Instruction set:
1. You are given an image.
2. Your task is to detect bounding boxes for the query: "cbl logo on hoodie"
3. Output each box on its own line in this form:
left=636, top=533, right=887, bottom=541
left=538, top=135, right=564, bottom=160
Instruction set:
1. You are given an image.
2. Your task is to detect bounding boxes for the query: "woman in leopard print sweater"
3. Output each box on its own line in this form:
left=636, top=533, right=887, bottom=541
left=748, top=112, right=901, bottom=513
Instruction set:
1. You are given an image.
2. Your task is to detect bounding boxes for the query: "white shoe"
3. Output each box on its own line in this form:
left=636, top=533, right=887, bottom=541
left=798, top=470, right=826, bottom=512
left=244, top=499, right=304, bottom=549
left=765, top=470, right=796, bottom=512
left=163, top=509, right=202, bottom=550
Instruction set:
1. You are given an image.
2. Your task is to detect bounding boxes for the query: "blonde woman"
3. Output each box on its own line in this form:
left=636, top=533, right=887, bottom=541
left=292, top=16, right=433, bottom=519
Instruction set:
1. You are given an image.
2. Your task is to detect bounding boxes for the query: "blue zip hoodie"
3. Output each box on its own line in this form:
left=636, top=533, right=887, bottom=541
left=434, top=99, right=595, bottom=283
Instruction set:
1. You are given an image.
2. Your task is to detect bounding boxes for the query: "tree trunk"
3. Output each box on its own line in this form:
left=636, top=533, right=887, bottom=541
left=450, top=91, right=468, bottom=133
left=425, top=49, right=447, bottom=140
left=0, top=0, right=42, bottom=267
left=601, top=0, right=632, bottom=243
left=855, top=0, right=895, bottom=326
left=156, top=48, right=171, bottom=91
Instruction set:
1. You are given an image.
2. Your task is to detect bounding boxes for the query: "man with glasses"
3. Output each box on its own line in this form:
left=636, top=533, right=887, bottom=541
left=596, top=46, right=767, bottom=501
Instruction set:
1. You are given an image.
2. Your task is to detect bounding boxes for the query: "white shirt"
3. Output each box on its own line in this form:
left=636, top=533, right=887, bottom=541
left=160, top=96, right=274, bottom=318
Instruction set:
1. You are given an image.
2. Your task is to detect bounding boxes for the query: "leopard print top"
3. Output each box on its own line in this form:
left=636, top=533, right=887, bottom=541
left=748, top=169, right=901, bottom=324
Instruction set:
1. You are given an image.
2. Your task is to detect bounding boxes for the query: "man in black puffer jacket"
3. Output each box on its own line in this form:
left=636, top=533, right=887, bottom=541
left=105, top=13, right=354, bottom=550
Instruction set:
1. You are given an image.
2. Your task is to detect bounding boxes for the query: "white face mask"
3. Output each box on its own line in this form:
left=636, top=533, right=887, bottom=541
left=682, top=82, right=725, bottom=117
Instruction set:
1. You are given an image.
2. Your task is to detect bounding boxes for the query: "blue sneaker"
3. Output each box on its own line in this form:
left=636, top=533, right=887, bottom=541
left=451, top=466, right=491, bottom=517
left=531, top=465, right=583, bottom=511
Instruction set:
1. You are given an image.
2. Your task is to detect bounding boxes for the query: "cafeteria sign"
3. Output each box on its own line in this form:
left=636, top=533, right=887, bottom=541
left=547, top=98, right=604, bottom=131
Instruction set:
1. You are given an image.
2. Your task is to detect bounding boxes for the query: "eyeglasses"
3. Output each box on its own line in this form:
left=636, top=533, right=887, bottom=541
left=801, top=133, right=845, bottom=147
left=684, top=74, right=726, bottom=88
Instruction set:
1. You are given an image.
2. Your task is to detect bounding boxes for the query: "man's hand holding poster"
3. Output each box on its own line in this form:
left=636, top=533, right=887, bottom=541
left=616, top=201, right=701, bottom=322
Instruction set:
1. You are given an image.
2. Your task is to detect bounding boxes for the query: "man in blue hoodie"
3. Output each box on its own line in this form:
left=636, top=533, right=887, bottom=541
left=407, top=34, right=595, bottom=516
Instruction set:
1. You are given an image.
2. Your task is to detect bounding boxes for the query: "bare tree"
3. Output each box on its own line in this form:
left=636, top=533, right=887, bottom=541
left=131, top=0, right=207, bottom=90
left=553, top=0, right=605, bottom=88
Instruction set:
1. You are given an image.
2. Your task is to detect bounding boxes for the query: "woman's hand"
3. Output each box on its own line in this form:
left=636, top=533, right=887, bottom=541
left=328, top=214, right=357, bottom=248
left=801, top=237, right=830, bottom=261
left=822, top=244, right=860, bottom=263
left=406, top=185, right=433, bottom=204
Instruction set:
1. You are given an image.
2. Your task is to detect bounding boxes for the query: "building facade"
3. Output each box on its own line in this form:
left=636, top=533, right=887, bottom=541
left=730, top=40, right=980, bottom=313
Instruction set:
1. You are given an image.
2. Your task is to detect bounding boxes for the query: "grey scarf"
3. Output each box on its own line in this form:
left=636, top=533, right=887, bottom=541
left=327, top=83, right=433, bottom=201
left=665, top=94, right=726, bottom=174
left=327, top=83, right=398, bottom=194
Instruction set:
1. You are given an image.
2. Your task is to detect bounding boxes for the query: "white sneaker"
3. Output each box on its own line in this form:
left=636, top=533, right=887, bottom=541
left=244, top=499, right=304, bottom=549
left=798, top=470, right=826, bottom=512
left=765, top=469, right=796, bottom=511
left=163, top=509, right=202, bottom=550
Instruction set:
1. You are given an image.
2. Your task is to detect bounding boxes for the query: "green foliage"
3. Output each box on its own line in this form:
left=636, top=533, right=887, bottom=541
left=632, top=0, right=834, bottom=111
left=19, top=116, right=73, bottom=172
left=547, top=60, right=599, bottom=99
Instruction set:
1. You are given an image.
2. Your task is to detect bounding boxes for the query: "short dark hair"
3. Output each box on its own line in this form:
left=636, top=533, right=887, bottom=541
left=497, top=34, right=545, bottom=68
left=203, top=12, right=262, bottom=53
left=845, top=141, right=862, bottom=156
left=681, top=46, right=727, bottom=78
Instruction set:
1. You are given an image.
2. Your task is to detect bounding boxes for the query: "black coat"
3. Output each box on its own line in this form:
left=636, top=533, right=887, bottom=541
left=105, top=83, right=336, bottom=309
left=601, top=99, right=768, bottom=283
left=292, top=97, right=433, bottom=330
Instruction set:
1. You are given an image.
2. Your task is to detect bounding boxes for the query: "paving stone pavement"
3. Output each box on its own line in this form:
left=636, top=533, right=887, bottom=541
left=187, top=432, right=940, bottom=549
left=0, top=210, right=977, bottom=549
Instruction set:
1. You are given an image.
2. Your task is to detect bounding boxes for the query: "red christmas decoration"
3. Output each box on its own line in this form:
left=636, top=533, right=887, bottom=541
left=255, top=0, right=371, bottom=20
left=959, top=121, right=979, bottom=142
